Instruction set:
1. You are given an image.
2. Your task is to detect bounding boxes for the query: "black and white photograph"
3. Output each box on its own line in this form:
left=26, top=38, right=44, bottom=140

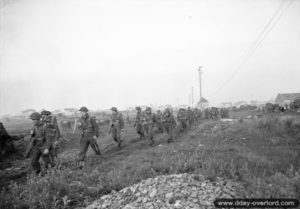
left=0, top=0, right=299, bottom=208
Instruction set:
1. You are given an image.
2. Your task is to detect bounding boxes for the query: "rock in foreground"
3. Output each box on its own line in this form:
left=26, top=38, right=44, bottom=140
left=85, top=173, right=243, bottom=209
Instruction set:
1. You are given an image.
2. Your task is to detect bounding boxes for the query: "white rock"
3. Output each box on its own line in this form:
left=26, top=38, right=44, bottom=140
left=165, top=192, right=174, bottom=200
left=123, top=204, right=137, bottom=209
left=149, top=189, right=157, bottom=198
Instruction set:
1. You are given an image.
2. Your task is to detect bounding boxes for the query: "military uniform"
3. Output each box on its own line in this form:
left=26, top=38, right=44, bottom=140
left=187, top=108, right=194, bottom=126
left=41, top=110, right=61, bottom=164
left=134, top=107, right=144, bottom=138
left=142, top=107, right=156, bottom=146
left=163, top=109, right=177, bottom=143
left=110, top=107, right=124, bottom=148
left=177, top=108, right=188, bottom=131
left=29, top=112, right=55, bottom=174
left=77, top=112, right=101, bottom=162
left=156, top=110, right=164, bottom=133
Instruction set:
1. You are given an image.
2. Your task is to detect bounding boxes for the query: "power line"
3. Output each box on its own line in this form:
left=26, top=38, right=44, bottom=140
left=208, top=0, right=293, bottom=97
left=248, top=0, right=293, bottom=57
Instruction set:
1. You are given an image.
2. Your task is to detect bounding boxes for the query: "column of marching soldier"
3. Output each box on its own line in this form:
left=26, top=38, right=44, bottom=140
left=24, top=106, right=199, bottom=174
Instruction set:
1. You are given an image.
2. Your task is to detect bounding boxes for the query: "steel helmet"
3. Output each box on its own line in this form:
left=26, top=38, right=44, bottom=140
left=135, top=106, right=141, bottom=111
left=111, top=107, right=118, bottom=112
left=30, top=112, right=42, bottom=120
left=79, top=106, right=88, bottom=112
left=41, top=110, right=51, bottom=116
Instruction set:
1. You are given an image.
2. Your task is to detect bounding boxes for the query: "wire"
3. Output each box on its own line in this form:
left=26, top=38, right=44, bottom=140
left=208, top=0, right=293, bottom=97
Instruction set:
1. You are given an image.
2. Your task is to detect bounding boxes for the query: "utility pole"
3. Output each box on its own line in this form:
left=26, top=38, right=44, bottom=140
left=198, top=66, right=203, bottom=109
left=191, top=87, right=194, bottom=107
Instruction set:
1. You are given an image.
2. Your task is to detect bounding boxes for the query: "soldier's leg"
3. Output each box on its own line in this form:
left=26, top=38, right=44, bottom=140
left=166, top=126, right=173, bottom=143
left=148, top=124, right=154, bottom=146
left=90, top=138, right=101, bottom=155
left=140, top=124, right=145, bottom=137
left=116, top=128, right=122, bottom=147
left=136, top=124, right=143, bottom=138
left=31, top=147, right=42, bottom=174
left=169, top=126, right=174, bottom=142
left=41, top=152, right=52, bottom=170
left=166, top=126, right=170, bottom=142
left=144, top=125, right=149, bottom=137
left=159, top=123, right=164, bottom=133
left=46, top=146, right=56, bottom=168
left=112, top=127, right=118, bottom=143
left=179, top=120, right=184, bottom=131
left=77, top=136, right=90, bottom=162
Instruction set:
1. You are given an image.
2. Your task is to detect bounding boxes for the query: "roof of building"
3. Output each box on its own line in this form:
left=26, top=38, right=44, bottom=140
left=275, top=93, right=300, bottom=102
left=197, top=97, right=209, bottom=105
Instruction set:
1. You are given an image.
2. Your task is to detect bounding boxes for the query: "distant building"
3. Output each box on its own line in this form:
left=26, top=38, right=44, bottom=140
left=196, top=97, right=209, bottom=109
left=221, top=102, right=232, bottom=108
left=275, top=93, right=300, bottom=106
left=234, top=101, right=247, bottom=107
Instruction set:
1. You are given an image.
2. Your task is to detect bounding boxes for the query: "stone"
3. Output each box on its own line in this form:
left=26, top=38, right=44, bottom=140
left=165, top=192, right=174, bottom=200
left=123, top=204, right=136, bottom=209
left=142, top=197, right=148, bottom=203
left=149, top=189, right=157, bottom=198
left=174, top=200, right=182, bottom=207
left=190, top=191, right=198, bottom=198
left=84, top=173, right=242, bottom=209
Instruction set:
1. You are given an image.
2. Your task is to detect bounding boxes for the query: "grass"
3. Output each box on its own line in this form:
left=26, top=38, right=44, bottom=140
left=1, top=113, right=300, bottom=209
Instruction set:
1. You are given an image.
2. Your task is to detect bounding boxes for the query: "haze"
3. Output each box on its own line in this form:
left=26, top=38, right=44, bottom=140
left=0, top=0, right=299, bottom=116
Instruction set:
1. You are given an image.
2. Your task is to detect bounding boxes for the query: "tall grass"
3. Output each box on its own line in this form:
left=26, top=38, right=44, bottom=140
left=1, top=115, right=300, bottom=208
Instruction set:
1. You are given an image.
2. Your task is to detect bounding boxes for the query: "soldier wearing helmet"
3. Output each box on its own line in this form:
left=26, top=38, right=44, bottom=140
left=134, top=106, right=144, bottom=139
left=41, top=110, right=61, bottom=165
left=142, top=107, right=157, bottom=146
left=77, top=106, right=101, bottom=166
left=177, top=108, right=188, bottom=132
left=110, top=107, right=124, bottom=148
left=163, top=108, right=177, bottom=143
left=156, top=110, right=164, bottom=133
left=28, top=112, right=54, bottom=174
left=187, top=107, right=195, bottom=126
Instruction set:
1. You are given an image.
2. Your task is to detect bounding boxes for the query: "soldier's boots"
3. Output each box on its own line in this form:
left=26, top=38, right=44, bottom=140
left=149, top=138, right=155, bottom=146
left=167, top=138, right=174, bottom=143
left=118, top=140, right=122, bottom=149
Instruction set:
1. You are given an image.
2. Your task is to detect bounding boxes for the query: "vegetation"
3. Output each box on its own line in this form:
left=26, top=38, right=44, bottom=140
left=1, top=113, right=299, bottom=209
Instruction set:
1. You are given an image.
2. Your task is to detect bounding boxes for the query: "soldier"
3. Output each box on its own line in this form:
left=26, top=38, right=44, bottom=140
left=187, top=107, right=194, bottom=126
left=162, top=108, right=177, bottom=143
left=126, top=112, right=131, bottom=124
left=133, top=106, right=144, bottom=139
left=77, top=106, right=101, bottom=166
left=204, top=108, right=209, bottom=120
left=177, top=108, right=188, bottom=131
left=41, top=110, right=61, bottom=164
left=142, top=107, right=156, bottom=146
left=109, top=107, right=125, bottom=148
left=156, top=110, right=164, bottom=133
left=28, top=112, right=54, bottom=174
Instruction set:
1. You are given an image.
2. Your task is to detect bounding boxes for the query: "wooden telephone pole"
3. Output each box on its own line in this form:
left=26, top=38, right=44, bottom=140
left=198, top=66, right=203, bottom=109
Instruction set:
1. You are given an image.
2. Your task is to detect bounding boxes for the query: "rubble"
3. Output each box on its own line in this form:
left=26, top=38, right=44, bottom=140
left=85, top=173, right=244, bottom=209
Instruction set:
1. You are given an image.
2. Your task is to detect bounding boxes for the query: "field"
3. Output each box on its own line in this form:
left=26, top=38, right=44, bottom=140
left=1, top=111, right=300, bottom=209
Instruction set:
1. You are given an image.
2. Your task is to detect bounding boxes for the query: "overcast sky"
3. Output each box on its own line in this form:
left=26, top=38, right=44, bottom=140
left=0, top=0, right=299, bottom=115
